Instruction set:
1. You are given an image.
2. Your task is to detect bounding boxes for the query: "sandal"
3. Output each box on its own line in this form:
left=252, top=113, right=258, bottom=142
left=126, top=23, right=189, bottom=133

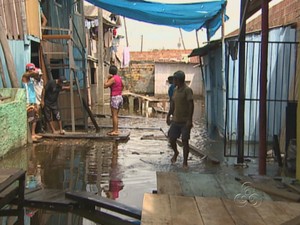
left=32, top=134, right=43, bottom=139
left=60, top=130, right=66, bottom=135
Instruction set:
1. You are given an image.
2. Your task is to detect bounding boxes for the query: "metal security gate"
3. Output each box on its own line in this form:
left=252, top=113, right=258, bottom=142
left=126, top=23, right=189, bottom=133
left=224, top=39, right=298, bottom=158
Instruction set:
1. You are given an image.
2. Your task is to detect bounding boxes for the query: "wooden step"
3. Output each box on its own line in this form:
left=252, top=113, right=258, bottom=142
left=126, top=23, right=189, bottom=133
left=40, top=131, right=131, bottom=141
left=43, top=52, right=68, bottom=55
left=42, top=34, right=71, bottom=40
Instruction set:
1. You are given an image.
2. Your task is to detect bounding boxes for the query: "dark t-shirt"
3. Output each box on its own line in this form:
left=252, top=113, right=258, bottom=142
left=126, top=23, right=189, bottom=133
left=44, top=80, right=62, bottom=108
left=172, top=84, right=193, bottom=123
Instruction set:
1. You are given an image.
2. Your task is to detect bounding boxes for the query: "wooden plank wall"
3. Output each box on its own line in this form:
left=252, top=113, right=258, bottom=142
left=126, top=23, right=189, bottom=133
left=25, top=0, right=41, bottom=39
left=59, top=90, right=86, bottom=127
left=0, top=0, right=25, bottom=39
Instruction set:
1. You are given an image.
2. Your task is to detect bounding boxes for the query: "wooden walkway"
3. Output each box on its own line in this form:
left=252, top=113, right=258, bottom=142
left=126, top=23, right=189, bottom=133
left=141, top=193, right=300, bottom=225
left=156, top=172, right=271, bottom=199
left=140, top=172, right=300, bottom=225
left=40, top=131, right=130, bottom=141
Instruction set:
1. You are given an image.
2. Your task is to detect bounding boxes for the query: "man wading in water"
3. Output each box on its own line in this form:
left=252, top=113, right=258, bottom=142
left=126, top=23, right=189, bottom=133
left=166, top=70, right=194, bottom=168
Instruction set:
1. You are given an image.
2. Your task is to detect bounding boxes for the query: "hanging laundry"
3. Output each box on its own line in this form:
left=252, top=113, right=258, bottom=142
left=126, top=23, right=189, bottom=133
left=104, top=29, right=113, bottom=48
left=123, top=46, right=130, bottom=68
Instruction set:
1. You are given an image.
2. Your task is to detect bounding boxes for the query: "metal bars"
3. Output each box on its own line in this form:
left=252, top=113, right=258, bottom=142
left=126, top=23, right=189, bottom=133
left=224, top=40, right=298, bottom=158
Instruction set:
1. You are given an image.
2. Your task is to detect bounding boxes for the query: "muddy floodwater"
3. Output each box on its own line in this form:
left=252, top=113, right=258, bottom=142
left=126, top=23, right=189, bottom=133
left=0, top=99, right=280, bottom=225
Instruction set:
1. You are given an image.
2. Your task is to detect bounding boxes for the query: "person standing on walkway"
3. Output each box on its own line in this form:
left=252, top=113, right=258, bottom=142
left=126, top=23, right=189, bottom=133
left=33, top=68, right=45, bottom=133
left=22, top=63, right=43, bottom=142
left=41, top=76, right=70, bottom=134
left=166, top=70, right=194, bottom=168
left=104, top=65, right=123, bottom=136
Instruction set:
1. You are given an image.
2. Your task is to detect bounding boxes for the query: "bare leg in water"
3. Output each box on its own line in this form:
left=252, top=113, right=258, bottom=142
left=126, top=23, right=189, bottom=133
left=182, top=140, right=189, bottom=168
left=169, top=138, right=179, bottom=163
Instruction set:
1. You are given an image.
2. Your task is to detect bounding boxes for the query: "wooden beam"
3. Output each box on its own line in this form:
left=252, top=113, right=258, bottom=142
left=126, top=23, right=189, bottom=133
left=42, top=34, right=71, bottom=40
left=65, top=191, right=141, bottom=220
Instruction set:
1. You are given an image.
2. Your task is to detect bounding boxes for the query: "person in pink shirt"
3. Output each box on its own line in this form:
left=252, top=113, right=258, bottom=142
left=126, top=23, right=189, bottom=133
left=104, top=65, right=124, bottom=136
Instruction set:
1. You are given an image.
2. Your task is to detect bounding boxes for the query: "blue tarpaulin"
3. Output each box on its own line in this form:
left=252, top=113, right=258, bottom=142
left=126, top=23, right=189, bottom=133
left=85, top=0, right=227, bottom=38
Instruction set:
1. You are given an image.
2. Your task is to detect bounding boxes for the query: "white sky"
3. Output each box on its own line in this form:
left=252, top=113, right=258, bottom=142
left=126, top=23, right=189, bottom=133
left=117, top=0, right=283, bottom=51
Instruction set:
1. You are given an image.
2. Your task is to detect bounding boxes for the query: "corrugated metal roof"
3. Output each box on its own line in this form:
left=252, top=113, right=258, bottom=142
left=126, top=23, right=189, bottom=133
left=188, top=40, right=221, bottom=57
left=84, top=2, right=121, bottom=27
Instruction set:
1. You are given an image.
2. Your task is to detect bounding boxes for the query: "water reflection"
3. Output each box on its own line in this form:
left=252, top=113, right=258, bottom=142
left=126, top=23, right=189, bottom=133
left=0, top=99, right=216, bottom=224
left=0, top=98, right=281, bottom=225
left=104, top=142, right=124, bottom=200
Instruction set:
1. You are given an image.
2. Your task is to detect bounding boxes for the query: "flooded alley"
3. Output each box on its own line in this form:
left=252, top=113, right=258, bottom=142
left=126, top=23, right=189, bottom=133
left=0, top=99, right=281, bottom=225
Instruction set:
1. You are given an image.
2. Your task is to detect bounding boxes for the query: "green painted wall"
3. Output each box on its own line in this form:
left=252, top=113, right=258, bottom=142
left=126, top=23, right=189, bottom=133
left=0, top=88, right=27, bottom=157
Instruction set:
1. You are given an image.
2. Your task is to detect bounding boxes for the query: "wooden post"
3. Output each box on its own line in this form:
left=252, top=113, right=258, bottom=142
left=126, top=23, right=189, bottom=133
left=129, top=96, right=134, bottom=114
left=259, top=0, right=269, bottom=175
left=98, top=9, right=104, bottom=106
left=237, top=0, right=247, bottom=164
left=0, top=57, right=7, bottom=87
left=68, top=18, right=75, bottom=132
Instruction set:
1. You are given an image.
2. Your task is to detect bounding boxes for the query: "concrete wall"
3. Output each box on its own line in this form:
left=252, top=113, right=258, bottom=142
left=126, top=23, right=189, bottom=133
left=120, top=61, right=203, bottom=97
left=0, top=88, right=27, bottom=158
left=154, top=62, right=203, bottom=97
left=122, top=63, right=155, bottom=95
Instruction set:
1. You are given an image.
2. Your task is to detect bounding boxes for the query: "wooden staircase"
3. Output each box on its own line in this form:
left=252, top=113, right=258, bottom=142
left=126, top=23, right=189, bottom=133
left=39, top=18, right=99, bottom=132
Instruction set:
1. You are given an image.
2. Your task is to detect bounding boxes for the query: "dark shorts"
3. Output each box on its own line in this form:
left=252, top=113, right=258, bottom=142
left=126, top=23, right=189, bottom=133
left=43, top=105, right=61, bottom=122
left=168, top=122, right=191, bottom=141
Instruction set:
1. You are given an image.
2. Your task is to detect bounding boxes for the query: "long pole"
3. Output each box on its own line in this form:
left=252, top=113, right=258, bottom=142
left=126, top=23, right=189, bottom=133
left=98, top=9, right=104, bottom=106
left=237, top=0, right=246, bottom=164
left=195, top=30, right=205, bottom=89
left=123, top=17, right=129, bottom=47
left=259, top=0, right=269, bottom=175
left=179, top=28, right=186, bottom=50
left=140, top=35, right=143, bottom=52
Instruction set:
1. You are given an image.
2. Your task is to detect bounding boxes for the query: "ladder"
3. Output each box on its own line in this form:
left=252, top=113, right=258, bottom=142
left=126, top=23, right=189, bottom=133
left=40, top=17, right=100, bottom=132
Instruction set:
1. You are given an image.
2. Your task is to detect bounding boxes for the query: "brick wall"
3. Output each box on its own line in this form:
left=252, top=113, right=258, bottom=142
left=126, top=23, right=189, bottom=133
left=130, top=49, right=199, bottom=64
left=228, top=0, right=300, bottom=36
left=247, top=0, right=299, bottom=33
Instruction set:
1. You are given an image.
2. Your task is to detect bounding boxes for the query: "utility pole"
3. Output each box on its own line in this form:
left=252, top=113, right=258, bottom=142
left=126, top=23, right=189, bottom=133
left=123, top=17, right=129, bottom=47
left=140, top=35, right=143, bottom=52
